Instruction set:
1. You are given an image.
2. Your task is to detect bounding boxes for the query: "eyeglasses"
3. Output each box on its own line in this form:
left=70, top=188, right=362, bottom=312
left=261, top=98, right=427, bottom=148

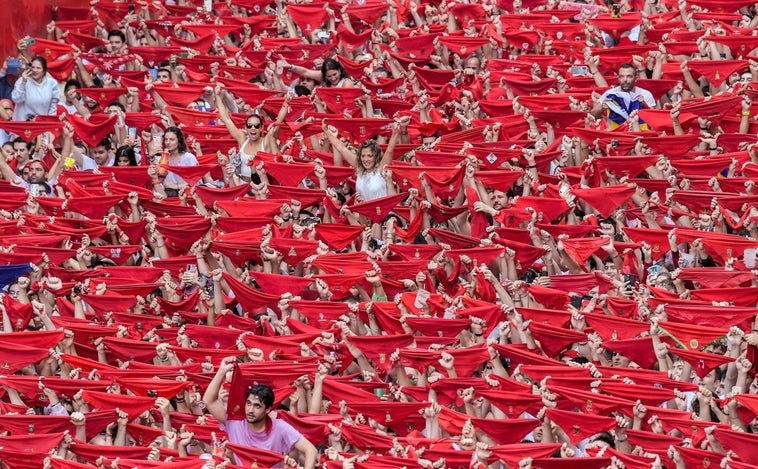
left=246, top=122, right=262, bottom=129
left=2, top=107, right=11, bottom=111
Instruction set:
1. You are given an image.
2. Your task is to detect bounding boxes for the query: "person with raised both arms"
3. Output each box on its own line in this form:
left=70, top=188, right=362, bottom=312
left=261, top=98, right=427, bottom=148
left=203, top=356, right=318, bottom=469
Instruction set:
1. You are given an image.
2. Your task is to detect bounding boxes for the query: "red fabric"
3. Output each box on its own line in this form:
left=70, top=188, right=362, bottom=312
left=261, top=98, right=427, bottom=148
left=325, top=117, right=393, bottom=143
left=28, top=38, right=74, bottom=60
left=159, top=163, right=219, bottom=185
left=668, top=347, right=734, bottom=378
left=65, top=112, right=118, bottom=147
left=286, top=4, right=329, bottom=34
left=713, top=428, right=758, bottom=465
left=602, top=336, right=658, bottom=369
left=314, top=223, right=366, bottom=250
left=545, top=408, right=617, bottom=444
left=487, top=443, right=563, bottom=468
left=76, top=87, right=128, bottom=108
left=561, top=237, right=609, bottom=267
left=0, top=120, right=63, bottom=141
left=80, top=390, right=157, bottom=419
left=437, top=35, right=489, bottom=56
left=572, top=184, right=635, bottom=218
left=686, top=59, right=748, bottom=88
left=152, top=82, right=208, bottom=107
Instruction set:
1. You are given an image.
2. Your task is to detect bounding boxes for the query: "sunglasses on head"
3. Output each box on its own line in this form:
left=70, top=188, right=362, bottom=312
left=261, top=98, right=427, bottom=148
left=246, top=122, right=262, bottom=129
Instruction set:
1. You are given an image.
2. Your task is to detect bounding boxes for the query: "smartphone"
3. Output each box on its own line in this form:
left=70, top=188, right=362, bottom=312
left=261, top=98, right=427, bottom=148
left=186, top=264, right=197, bottom=274
left=26, top=38, right=36, bottom=47
left=29, top=184, right=40, bottom=197
left=127, top=127, right=137, bottom=140
left=570, top=65, right=588, bottom=76
left=6, top=58, right=21, bottom=76
left=623, top=273, right=635, bottom=291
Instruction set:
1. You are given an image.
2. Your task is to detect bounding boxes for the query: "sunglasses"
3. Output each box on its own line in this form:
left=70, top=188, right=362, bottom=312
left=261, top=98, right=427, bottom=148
left=246, top=122, right=262, bottom=129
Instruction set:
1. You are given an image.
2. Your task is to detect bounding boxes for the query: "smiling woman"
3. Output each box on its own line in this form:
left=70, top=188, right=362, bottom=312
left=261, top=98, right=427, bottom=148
left=10, top=56, right=59, bottom=121
left=322, top=116, right=408, bottom=202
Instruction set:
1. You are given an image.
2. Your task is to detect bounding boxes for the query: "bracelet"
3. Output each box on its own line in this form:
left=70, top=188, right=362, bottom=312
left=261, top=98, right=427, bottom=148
left=743, top=111, right=751, bottom=116
left=616, top=436, right=628, bottom=442
left=474, top=332, right=484, bottom=337
left=157, top=244, right=165, bottom=249
left=526, top=164, right=537, bottom=169
left=175, top=398, right=185, bottom=403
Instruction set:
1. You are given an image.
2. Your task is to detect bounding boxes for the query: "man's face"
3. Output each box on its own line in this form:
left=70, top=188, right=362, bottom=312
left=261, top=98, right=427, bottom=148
left=13, top=143, right=29, bottom=163
left=91, top=146, right=111, bottom=166
left=464, top=58, right=480, bottom=75
left=244, top=395, right=268, bottom=425
left=108, top=35, right=125, bottom=53
left=618, top=67, right=636, bottom=92
left=490, top=190, right=507, bottom=210
left=26, top=163, right=45, bottom=183
left=157, top=70, right=171, bottom=82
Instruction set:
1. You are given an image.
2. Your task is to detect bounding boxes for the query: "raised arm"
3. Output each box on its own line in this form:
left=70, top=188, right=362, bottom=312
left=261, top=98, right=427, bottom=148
left=322, top=122, right=357, bottom=168
left=202, top=357, right=236, bottom=424
left=214, top=84, right=246, bottom=146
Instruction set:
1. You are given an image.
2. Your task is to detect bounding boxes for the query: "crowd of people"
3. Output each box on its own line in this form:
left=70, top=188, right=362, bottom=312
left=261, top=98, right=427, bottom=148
left=1, top=0, right=758, bottom=467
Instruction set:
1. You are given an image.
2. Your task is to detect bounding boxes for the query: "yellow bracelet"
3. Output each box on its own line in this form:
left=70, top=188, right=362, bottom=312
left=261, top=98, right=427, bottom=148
left=743, top=111, right=751, bottom=116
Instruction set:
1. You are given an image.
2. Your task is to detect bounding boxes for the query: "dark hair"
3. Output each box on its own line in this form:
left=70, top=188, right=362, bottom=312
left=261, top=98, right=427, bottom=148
left=246, top=114, right=264, bottom=128
left=106, top=101, right=126, bottom=112
left=246, top=384, right=275, bottom=409
left=31, top=56, right=47, bottom=75
left=293, top=85, right=311, bottom=97
left=618, top=63, right=635, bottom=72
left=164, top=126, right=188, bottom=153
left=96, top=137, right=113, bottom=151
left=107, top=30, right=126, bottom=43
left=157, top=68, right=172, bottom=79
left=115, top=145, right=138, bottom=166
left=64, top=79, right=81, bottom=92
left=321, top=59, right=349, bottom=86
left=589, top=431, right=615, bottom=449
left=12, top=137, right=31, bottom=150
left=29, top=182, right=51, bottom=195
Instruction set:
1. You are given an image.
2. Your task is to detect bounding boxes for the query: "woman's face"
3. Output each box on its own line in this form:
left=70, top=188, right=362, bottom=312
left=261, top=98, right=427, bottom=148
left=246, top=118, right=262, bottom=140
left=164, top=132, right=179, bottom=152
left=116, top=155, right=131, bottom=166
left=326, top=69, right=341, bottom=85
left=360, top=148, right=376, bottom=170
left=30, top=60, right=45, bottom=81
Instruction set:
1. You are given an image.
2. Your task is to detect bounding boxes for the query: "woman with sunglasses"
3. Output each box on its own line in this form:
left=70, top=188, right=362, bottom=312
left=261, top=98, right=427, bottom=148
left=214, top=84, right=290, bottom=183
